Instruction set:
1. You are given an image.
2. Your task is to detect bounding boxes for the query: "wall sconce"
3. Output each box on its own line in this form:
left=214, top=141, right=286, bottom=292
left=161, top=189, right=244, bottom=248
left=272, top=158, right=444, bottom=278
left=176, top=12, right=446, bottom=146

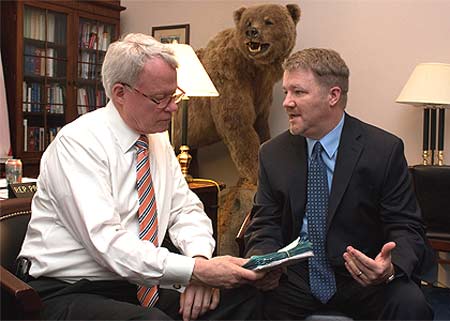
left=396, top=63, right=450, bottom=165
left=167, top=44, right=219, bottom=180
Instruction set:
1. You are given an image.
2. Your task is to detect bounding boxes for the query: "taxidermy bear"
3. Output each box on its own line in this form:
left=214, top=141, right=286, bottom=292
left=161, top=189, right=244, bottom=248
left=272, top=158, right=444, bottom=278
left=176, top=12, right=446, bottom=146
left=174, top=3, right=301, bottom=187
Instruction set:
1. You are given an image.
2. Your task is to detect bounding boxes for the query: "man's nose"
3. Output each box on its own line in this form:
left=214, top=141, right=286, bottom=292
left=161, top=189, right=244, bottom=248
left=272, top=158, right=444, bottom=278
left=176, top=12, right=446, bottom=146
left=166, top=100, right=179, bottom=113
left=283, top=94, right=295, bottom=108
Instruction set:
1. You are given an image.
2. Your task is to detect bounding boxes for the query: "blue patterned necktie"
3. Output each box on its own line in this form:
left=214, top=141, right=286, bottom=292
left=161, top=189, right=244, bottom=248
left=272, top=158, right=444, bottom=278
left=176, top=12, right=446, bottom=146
left=307, top=142, right=336, bottom=303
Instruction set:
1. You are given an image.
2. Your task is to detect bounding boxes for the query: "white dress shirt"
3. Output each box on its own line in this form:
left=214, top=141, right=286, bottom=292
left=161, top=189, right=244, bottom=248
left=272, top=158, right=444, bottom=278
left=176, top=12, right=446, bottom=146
left=19, top=101, right=215, bottom=288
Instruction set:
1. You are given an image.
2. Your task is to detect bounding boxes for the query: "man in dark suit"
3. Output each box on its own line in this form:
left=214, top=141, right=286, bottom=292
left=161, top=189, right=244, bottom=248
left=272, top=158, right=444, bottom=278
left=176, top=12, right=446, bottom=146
left=244, top=48, right=434, bottom=320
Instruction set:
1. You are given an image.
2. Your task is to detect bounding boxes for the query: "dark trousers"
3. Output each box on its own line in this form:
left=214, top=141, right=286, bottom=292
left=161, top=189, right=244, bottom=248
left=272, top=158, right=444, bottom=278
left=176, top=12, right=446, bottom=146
left=263, top=262, right=433, bottom=320
left=29, top=277, right=260, bottom=320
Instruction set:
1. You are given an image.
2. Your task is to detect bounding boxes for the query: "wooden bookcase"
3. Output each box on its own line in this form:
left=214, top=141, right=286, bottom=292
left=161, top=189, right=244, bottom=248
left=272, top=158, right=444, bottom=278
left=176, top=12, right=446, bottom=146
left=1, top=0, right=125, bottom=177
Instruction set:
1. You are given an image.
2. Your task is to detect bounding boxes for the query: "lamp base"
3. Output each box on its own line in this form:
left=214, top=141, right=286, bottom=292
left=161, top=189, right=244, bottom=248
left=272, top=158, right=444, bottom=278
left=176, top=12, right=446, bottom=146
left=438, top=150, right=444, bottom=166
left=422, top=150, right=429, bottom=165
left=177, top=145, right=193, bottom=182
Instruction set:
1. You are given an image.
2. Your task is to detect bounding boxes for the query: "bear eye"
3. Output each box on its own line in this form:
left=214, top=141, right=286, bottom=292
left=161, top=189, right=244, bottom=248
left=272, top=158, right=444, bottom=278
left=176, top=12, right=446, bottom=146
left=246, top=20, right=252, bottom=27
left=265, top=19, right=274, bottom=26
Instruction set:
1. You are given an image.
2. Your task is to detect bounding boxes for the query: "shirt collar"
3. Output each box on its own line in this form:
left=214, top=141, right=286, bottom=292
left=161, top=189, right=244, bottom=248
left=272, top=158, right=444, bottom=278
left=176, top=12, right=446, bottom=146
left=306, top=113, right=345, bottom=159
left=105, top=101, right=141, bottom=154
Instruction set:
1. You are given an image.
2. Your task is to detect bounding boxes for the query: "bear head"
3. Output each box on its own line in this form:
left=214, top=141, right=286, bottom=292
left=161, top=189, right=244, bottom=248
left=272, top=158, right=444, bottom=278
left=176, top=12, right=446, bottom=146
left=233, top=3, right=301, bottom=65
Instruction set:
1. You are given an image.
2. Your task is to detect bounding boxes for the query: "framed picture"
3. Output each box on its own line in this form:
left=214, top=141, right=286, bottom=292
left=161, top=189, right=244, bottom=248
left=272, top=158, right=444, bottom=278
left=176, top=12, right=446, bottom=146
left=152, top=24, right=190, bottom=45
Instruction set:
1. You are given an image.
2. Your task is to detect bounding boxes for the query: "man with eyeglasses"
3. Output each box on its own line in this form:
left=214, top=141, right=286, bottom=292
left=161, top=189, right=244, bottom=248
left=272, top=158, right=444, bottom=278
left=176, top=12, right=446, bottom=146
left=18, top=33, right=265, bottom=321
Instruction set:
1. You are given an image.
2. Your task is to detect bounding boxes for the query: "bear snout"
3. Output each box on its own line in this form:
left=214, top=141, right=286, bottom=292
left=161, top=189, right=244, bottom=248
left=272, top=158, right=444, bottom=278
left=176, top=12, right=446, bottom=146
left=245, top=27, right=259, bottom=39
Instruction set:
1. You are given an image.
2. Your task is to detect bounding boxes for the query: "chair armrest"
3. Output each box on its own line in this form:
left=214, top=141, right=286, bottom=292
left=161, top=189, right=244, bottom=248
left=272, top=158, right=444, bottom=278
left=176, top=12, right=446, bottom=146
left=1, top=265, right=41, bottom=319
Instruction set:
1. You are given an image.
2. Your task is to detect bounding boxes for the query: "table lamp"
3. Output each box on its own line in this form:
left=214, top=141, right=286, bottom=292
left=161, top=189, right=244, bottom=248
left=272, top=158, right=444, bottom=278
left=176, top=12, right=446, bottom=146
left=396, top=63, right=450, bottom=165
left=167, top=44, right=219, bottom=180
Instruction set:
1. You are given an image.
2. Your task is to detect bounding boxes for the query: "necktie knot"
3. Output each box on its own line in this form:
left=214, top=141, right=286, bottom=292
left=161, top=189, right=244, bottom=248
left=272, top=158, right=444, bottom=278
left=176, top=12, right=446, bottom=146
left=135, top=135, right=149, bottom=151
left=311, top=142, right=323, bottom=160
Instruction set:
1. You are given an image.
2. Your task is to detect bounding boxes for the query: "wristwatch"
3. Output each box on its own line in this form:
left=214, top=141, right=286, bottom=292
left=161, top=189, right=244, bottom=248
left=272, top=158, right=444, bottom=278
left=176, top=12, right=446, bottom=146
left=386, top=272, right=395, bottom=284
left=385, top=264, right=396, bottom=284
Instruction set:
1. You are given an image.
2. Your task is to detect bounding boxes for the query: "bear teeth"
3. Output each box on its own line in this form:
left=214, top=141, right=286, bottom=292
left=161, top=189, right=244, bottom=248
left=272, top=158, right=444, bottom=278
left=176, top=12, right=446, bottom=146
left=247, top=42, right=261, bottom=53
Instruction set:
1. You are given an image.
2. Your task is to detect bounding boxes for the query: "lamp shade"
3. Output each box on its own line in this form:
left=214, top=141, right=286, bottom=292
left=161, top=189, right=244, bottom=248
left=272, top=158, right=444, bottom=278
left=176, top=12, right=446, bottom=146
left=167, top=44, right=219, bottom=97
left=396, top=63, right=450, bottom=106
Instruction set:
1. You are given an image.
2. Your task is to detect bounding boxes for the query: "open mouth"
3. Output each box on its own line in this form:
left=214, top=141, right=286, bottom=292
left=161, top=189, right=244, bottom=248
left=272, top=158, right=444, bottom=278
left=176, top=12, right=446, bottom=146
left=246, top=42, right=270, bottom=54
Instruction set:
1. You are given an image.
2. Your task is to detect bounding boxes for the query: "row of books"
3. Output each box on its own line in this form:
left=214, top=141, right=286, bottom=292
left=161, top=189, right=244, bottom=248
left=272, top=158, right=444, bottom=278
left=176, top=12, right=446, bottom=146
left=22, top=82, right=41, bottom=112
left=78, top=51, right=100, bottom=79
left=77, top=87, right=107, bottom=115
left=22, top=82, right=65, bottom=114
left=46, top=84, right=65, bottom=114
left=23, top=7, right=66, bottom=44
left=23, top=120, right=61, bottom=152
left=79, top=21, right=113, bottom=51
left=24, top=45, right=59, bottom=77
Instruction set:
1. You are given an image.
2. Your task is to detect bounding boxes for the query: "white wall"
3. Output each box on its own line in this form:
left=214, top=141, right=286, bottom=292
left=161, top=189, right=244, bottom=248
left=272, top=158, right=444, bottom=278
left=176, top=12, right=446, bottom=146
left=121, top=0, right=450, bottom=187
left=121, top=0, right=450, bottom=285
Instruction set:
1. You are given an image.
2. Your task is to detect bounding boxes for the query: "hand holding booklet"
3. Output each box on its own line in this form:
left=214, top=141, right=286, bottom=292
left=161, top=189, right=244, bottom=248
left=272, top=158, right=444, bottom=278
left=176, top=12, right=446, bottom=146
left=243, top=234, right=314, bottom=271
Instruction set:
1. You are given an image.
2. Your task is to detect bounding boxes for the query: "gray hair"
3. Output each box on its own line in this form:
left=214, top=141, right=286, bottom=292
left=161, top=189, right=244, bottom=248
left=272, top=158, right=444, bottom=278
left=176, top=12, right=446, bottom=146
left=283, top=48, right=349, bottom=106
left=101, top=33, right=178, bottom=98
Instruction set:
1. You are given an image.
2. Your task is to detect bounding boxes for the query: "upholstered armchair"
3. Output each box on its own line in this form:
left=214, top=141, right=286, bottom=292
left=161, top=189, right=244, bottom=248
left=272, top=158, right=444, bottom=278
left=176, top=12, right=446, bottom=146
left=0, top=197, right=41, bottom=320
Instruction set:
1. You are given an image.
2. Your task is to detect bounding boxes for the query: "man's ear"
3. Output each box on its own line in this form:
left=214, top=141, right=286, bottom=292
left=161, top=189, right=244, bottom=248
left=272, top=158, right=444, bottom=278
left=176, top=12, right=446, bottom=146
left=328, top=86, right=342, bottom=107
left=112, top=83, right=126, bottom=104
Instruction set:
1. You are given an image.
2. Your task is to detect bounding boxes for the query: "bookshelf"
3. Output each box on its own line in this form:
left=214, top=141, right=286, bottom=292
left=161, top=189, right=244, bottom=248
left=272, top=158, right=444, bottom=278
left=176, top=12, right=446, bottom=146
left=22, top=5, right=67, bottom=155
left=1, top=1, right=125, bottom=177
left=76, top=18, right=114, bottom=115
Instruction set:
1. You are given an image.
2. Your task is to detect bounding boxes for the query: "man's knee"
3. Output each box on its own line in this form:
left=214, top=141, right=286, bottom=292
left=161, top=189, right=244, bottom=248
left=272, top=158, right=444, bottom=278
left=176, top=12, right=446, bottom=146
left=133, top=307, right=173, bottom=320
left=43, top=294, right=172, bottom=320
left=383, top=280, right=432, bottom=320
left=210, top=285, right=261, bottom=320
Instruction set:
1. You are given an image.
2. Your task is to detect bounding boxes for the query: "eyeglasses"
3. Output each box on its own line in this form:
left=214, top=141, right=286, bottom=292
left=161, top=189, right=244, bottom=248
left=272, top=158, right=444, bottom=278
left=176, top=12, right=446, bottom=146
left=121, top=82, right=186, bottom=109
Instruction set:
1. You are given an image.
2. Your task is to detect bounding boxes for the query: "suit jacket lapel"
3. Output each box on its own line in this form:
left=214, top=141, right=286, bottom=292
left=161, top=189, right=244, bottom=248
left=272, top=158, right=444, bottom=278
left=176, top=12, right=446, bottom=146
left=328, top=115, right=364, bottom=225
left=288, top=133, right=308, bottom=233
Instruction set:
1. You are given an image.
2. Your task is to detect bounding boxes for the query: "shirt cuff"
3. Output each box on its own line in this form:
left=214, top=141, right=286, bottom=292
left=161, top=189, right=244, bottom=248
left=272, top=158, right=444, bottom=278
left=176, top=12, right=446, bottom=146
left=160, top=253, right=195, bottom=286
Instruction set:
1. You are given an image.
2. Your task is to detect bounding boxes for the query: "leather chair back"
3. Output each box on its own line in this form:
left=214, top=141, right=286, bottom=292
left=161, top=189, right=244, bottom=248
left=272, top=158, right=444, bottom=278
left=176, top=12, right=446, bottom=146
left=410, top=165, right=450, bottom=267
left=410, top=165, right=450, bottom=236
left=0, top=198, right=32, bottom=273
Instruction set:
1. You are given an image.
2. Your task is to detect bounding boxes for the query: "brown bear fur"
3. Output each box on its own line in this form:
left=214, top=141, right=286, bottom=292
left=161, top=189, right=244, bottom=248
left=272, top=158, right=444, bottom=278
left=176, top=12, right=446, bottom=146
left=174, top=3, right=301, bottom=186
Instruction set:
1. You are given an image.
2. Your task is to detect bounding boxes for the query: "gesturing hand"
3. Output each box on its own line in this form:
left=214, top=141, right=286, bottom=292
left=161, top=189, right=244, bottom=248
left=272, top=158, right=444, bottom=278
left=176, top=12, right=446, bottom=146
left=343, top=242, right=396, bottom=286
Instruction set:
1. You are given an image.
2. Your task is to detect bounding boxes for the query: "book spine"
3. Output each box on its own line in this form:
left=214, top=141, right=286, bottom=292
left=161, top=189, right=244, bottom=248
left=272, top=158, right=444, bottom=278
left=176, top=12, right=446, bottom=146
left=22, top=81, right=27, bottom=111
left=23, top=119, right=28, bottom=152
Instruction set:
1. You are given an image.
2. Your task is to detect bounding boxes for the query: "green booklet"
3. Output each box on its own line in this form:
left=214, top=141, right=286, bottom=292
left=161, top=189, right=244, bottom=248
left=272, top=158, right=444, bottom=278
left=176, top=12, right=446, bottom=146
left=243, top=234, right=314, bottom=271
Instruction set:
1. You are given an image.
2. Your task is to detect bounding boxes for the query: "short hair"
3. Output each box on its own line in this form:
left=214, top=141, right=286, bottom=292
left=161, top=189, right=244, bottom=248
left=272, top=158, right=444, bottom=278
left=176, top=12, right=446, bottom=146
left=101, top=33, right=178, bottom=99
left=283, top=48, right=350, bottom=105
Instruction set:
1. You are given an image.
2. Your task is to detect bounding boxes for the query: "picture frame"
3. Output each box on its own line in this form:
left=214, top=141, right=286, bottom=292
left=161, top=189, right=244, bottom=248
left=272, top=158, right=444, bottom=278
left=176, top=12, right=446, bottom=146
left=152, top=24, right=190, bottom=45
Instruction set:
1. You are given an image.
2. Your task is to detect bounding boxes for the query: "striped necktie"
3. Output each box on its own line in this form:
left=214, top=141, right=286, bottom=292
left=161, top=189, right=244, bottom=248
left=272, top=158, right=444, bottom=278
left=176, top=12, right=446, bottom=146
left=307, top=142, right=336, bottom=303
left=135, top=135, right=159, bottom=307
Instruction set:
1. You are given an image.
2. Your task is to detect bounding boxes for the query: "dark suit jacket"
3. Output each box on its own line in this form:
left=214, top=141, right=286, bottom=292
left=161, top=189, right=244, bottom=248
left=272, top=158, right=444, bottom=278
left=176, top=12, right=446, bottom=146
left=244, top=114, right=435, bottom=281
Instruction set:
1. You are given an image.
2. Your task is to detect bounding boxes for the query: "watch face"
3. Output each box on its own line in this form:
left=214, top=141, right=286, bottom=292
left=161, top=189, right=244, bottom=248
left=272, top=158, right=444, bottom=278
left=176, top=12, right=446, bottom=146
left=386, top=273, right=395, bottom=284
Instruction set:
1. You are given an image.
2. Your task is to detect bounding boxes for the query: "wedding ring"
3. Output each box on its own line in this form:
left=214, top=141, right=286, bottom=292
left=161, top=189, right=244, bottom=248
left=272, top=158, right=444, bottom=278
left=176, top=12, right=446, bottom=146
left=357, top=270, right=363, bottom=277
